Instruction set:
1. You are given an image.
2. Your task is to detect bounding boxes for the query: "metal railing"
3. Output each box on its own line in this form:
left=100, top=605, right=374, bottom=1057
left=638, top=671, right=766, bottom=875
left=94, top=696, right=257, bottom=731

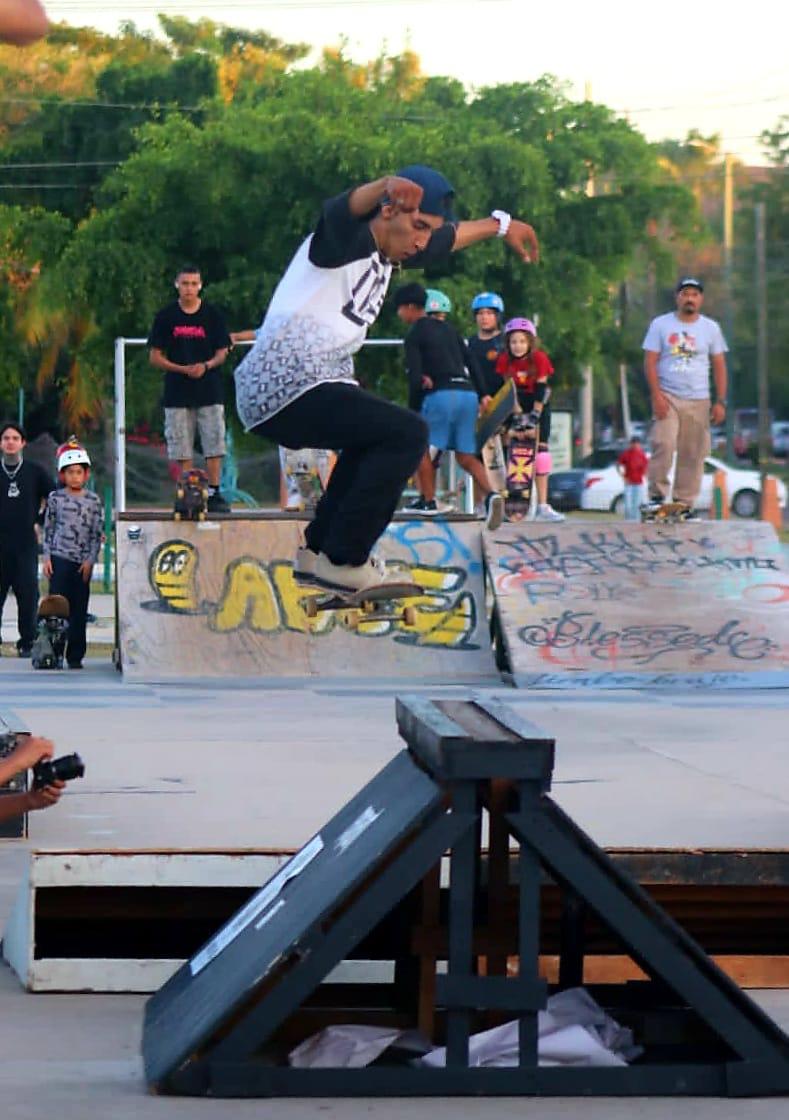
left=113, top=336, right=474, bottom=514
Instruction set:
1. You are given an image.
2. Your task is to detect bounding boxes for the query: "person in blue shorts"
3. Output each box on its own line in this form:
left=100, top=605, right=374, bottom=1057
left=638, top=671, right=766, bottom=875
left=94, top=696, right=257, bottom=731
left=394, top=283, right=503, bottom=526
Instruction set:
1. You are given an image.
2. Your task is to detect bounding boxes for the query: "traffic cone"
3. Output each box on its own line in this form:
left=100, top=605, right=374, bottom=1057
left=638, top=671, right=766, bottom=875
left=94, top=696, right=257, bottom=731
left=712, top=469, right=729, bottom=520
left=761, top=476, right=782, bottom=530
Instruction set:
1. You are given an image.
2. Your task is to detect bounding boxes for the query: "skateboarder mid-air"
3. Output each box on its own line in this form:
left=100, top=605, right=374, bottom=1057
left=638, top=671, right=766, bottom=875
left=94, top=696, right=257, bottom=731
left=234, top=166, right=539, bottom=595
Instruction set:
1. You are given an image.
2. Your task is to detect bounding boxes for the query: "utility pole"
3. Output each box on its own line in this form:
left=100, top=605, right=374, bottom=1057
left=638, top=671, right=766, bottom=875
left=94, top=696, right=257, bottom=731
left=723, top=153, right=735, bottom=460
left=580, top=80, right=594, bottom=457
left=754, top=202, right=769, bottom=510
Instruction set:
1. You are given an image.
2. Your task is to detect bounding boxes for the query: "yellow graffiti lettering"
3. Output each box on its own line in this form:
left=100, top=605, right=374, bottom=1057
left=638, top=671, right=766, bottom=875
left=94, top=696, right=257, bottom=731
left=210, top=558, right=281, bottom=633
left=270, top=562, right=333, bottom=634
left=395, top=590, right=476, bottom=648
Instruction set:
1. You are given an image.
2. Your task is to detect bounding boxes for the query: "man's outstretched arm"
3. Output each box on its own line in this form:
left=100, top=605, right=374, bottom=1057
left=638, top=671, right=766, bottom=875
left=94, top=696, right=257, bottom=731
left=452, top=216, right=540, bottom=263
left=0, top=0, right=49, bottom=45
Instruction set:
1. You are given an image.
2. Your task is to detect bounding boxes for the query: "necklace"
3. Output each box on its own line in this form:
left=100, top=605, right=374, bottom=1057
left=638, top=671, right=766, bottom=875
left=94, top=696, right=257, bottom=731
left=2, top=454, right=22, bottom=498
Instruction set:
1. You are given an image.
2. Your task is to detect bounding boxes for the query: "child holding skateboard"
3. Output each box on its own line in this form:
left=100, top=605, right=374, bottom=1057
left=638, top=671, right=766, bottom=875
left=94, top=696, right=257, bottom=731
left=42, top=439, right=103, bottom=669
left=495, top=318, right=564, bottom=522
left=235, top=166, right=539, bottom=595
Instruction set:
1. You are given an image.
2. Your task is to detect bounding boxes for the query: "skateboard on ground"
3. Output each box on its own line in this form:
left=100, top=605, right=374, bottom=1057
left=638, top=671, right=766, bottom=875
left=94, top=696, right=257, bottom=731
left=174, top=468, right=209, bottom=521
left=640, top=501, right=697, bottom=524
left=299, top=581, right=423, bottom=628
left=476, top=379, right=517, bottom=452
left=281, top=449, right=334, bottom=513
left=503, top=416, right=538, bottom=521
left=31, top=594, right=69, bottom=670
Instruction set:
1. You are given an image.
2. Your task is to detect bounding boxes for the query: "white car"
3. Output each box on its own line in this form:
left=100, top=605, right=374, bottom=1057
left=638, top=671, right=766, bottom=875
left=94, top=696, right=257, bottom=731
left=580, top=449, right=787, bottom=518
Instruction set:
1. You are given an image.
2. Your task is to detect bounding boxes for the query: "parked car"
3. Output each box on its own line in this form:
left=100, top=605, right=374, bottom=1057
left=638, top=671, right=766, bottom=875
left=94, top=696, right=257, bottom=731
left=579, top=449, right=787, bottom=518
left=772, top=421, right=789, bottom=459
left=548, top=469, right=586, bottom=511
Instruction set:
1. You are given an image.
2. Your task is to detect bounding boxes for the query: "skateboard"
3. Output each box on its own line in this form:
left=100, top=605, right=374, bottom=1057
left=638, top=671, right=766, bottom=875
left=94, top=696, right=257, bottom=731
left=281, top=449, right=335, bottom=513
left=174, top=468, right=209, bottom=521
left=503, top=416, right=538, bottom=521
left=640, top=501, right=697, bottom=524
left=31, top=594, right=69, bottom=670
left=476, top=379, right=517, bottom=452
left=299, top=581, right=423, bottom=628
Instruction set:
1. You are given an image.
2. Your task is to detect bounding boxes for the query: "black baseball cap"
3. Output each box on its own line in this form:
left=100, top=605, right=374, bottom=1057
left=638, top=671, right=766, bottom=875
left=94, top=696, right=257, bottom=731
left=676, top=276, right=704, bottom=292
left=393, top=282, right=427, bottom=309
left=395, top=164, right=455, bottom=221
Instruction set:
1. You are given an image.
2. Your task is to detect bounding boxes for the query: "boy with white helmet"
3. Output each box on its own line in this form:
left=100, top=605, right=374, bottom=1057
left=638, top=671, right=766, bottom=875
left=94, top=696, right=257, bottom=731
left=42, top=438, right=103, bottom=669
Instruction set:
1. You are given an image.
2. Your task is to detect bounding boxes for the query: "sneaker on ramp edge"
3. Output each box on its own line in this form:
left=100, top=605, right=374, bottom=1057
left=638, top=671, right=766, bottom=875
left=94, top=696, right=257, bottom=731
left=309, top=552, right=413, bottom=594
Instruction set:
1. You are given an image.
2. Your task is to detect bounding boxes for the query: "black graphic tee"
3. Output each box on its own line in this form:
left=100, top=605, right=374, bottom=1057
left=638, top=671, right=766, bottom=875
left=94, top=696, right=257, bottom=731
left=404, top=317, right=481, bottom=412
left=0, top=459, right=53, bottom=548
left=235, top=190, right=457, bottom=428
left=148, top=301, right=230, bottom=409
left=466, top=333, right=505, bottom=397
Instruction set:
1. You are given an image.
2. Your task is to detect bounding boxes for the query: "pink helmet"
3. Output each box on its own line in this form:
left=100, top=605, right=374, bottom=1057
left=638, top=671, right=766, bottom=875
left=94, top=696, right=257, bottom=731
left=504, top=317, right=536, bottom=335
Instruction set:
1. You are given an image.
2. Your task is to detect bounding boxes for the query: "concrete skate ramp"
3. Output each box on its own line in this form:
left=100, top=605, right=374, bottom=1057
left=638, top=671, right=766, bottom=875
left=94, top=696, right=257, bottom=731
left=485, top=519, right=789, bottom=689
left=116, top=513, right=495, bottom=683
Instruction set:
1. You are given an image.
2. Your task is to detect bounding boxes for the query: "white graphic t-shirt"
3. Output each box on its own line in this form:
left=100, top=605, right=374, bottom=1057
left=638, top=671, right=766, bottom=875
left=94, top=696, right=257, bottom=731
left=235, top=191, right=456, bottom=429
left=642, top=312, right=728, bottom=400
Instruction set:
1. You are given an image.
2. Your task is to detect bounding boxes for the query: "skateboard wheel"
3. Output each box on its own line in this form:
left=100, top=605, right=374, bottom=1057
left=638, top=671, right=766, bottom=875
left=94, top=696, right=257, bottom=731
left=402, top=605, right=417, bottom=626
left=304, top=598, right=318, bottom=619
left=344, top=610, right=361, bottom=627
left=173, top=511, right=181, bottom=522
left=198, top=511, right=206, bottom=521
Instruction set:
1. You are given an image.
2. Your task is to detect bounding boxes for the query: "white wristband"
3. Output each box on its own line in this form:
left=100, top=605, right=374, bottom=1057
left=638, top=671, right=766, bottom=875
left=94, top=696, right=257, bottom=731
left=491, top=209, right=511, bottom=238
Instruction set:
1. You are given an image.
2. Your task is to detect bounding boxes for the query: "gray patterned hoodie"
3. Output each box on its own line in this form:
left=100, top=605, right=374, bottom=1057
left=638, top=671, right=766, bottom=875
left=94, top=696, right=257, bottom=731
left=43, top=489, right=103, bottom=564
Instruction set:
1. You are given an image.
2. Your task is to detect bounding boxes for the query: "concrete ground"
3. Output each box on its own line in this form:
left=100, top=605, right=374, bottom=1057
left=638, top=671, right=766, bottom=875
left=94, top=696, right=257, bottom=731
left=1, top=653, right=789, bottom=1118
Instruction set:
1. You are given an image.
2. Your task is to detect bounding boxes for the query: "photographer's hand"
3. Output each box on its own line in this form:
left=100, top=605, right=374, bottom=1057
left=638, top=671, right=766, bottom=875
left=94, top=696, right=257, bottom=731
left=27, top=780, right=65, bottom=811
left=0, top=736, right=53, bottom=785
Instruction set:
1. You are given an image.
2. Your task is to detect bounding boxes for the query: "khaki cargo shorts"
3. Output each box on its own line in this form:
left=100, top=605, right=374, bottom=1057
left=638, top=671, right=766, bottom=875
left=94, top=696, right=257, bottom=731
left=164, top=405, right=226, bottom=460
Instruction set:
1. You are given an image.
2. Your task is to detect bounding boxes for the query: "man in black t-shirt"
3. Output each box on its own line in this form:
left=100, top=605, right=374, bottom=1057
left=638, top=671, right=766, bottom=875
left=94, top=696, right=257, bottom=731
left=0, top=421, right=54, bottom=655
left=393, top=283, right=501, bottom=523
left=149, top=264, right=231, bottom=513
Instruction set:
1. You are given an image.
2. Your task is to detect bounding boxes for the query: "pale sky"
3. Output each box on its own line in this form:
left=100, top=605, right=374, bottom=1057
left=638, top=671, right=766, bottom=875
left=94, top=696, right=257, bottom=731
left=45, top=0, right=789, bottom=166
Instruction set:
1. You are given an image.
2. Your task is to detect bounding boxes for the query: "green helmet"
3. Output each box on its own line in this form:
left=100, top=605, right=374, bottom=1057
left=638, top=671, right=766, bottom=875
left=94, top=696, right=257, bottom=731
left=425, top=288, right=452, bottom=315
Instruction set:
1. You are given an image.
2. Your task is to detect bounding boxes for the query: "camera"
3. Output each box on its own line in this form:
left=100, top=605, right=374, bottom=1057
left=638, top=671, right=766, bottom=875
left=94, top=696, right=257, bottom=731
left=31, top=752, right=85, bottom=790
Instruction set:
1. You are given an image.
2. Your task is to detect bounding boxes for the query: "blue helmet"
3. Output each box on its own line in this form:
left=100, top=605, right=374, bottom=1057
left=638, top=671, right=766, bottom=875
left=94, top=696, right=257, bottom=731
left=425, top=288, right=452, bottom=314
left=471, top=291, right=504, bottom=314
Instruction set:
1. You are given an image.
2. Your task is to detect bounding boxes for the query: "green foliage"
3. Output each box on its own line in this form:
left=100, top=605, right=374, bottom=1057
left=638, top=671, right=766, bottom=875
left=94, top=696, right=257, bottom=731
left=0, top=18, right=709, bottom=436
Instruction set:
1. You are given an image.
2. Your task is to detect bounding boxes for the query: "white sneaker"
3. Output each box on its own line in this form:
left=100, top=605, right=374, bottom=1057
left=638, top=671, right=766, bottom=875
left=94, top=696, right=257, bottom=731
left=535, top=503, right=565, bottom=523
left=311, top=551, right=405, bottom=594
left=485, top=492, right=504, bottom=530
left=293, top=546, right=319, bottom=582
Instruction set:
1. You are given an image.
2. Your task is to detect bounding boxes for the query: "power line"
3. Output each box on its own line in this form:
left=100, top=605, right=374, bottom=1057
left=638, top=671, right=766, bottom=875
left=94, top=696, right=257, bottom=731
left=0, top=160, right=119, bottom=168
left=0, top=95, right=201, bottom=112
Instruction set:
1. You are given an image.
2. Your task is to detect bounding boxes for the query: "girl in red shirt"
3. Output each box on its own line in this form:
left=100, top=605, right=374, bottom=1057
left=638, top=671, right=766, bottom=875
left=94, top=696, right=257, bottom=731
left=495, top=318, right=564, bottom=522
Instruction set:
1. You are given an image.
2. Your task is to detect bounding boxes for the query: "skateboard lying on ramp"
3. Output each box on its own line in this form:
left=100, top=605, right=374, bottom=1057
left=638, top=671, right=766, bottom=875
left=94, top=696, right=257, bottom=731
left=32, top=594, right=69, bottom=670
left=299, top=581, right=423, bottom=628
left=641, top=501, right=697, bottom=524
left=174, top=468, right=209, bottom=522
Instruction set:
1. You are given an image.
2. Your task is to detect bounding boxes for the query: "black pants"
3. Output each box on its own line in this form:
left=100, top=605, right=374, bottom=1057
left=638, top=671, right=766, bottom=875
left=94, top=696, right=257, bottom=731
left=50, top=555, right=90, bottom=666
left=254, top=383, right=428, bottom=565
left=0, top=541, right=39, bottom=650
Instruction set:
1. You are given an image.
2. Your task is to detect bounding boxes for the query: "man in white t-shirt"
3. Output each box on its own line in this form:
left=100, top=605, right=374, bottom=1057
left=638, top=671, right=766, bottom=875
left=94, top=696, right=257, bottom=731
left=642, top=277, right=728, bottom=513
left=234, top=165, right=539, bottom=594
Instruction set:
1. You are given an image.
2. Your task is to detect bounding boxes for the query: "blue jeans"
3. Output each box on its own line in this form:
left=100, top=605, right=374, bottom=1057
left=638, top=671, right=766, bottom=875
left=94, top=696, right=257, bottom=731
left=624, top=483, right=645, bottom=521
